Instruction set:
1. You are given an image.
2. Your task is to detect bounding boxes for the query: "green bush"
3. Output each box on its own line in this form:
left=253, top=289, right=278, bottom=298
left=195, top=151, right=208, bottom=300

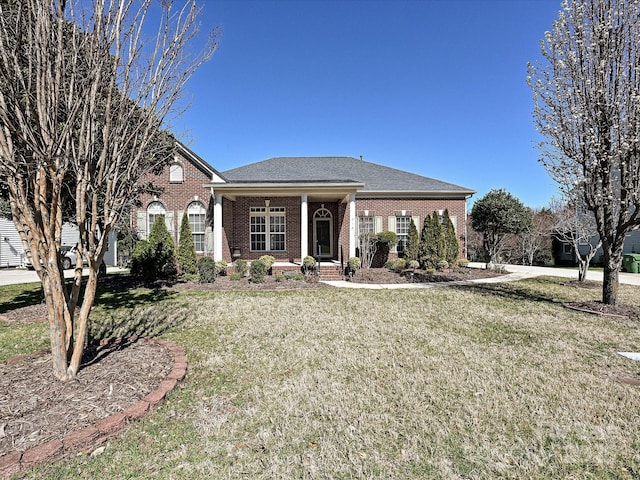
left=150, top=217, right=177, bottom=278
left=130, top=217, right=177, bottom=281
left=436, top=259, right=449, bottom=271
left=259, top=255, right=275, bottom=271
left=233, top=259, right=248, bottom=276
left=250, top=259, right=268, bottom=283
left=348, top=257, right=361, bottom=271
left=229, top=272, right=243, bottom=281
left=182, top=273, right=199, bottom=282
left=198, top=256, right=216, bottom=283
left=284, top=272, right=305, bottom=281
left=275, top=273, right=285, bottom=283
left=458, top=258, right=470, bottom=267
left=215, top=260, right=228, bottom=276
left=408, top=260, right=420, bottom=270
left=177, top=212, right=197, bottom=275
left=389, top=258, right=407, bottom=273
left=302, top=255, right=317, bottom=275
left=130, top=239, right=154, bottom=281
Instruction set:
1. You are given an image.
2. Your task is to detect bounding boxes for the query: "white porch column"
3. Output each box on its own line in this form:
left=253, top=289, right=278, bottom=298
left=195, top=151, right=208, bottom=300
left=300, top=193, right=308, bottom=260
left=214, top=193, right=223, bottom=261
left=348, top=193, right=356, bottom=258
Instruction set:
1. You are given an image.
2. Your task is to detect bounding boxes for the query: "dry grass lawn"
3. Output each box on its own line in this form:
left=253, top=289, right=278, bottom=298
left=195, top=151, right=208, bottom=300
left=15, top=277, right=640, bottom=479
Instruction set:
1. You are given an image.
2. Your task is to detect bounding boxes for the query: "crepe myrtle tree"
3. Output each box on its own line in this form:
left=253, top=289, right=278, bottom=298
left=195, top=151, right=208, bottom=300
left=471, top=189, right=533, bottom=269
left=0, top=0, right=217, bottom=380
left=528, top=0, right=640, bottom=305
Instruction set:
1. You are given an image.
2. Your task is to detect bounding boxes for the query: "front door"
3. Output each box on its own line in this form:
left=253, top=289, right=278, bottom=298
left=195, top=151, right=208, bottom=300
left=313, top=208, right=333, bottom=259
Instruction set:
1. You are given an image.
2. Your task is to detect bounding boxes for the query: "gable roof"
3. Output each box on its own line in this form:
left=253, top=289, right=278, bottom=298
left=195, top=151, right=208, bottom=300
left=221, top=157, right=475, bottom=196
left=176, top=141, right=225, bottom=182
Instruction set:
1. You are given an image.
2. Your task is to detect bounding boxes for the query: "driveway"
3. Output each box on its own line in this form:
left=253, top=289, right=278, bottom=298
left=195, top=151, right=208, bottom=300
left=468, top=262, right=640, bottom=286
left=0, top=267, right=126, bottom=287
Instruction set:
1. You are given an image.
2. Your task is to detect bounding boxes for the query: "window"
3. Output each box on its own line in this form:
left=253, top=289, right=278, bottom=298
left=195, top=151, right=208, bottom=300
left=147, top=201, right=166, bottom=235
left=188, top=201, right=206, bottom=252
left=169, top=161, right=184, bottom=183
left=358, top=216, right=376, bottom=235
left=395, top=216, right=411, bottom=253
left=563, top=243, right=573, bottom=254
left=250, top=206, right=286, bottom=251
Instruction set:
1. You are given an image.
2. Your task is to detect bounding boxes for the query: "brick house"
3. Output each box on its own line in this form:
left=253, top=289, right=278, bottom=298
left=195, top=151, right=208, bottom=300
left=135, top=142, right=476, bottom=264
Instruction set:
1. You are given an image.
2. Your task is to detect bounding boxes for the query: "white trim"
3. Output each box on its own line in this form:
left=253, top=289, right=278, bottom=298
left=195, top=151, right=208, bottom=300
left=313, top=208, right=333, bottom=258
left=301, top=194, right=308, bottom=259
left=214, top=193, right=223, bottom=261
left=349, top=194, right=356, bottom=258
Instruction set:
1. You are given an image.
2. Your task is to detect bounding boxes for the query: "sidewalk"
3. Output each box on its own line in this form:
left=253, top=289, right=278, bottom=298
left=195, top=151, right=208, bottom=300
left=322, top=263, right=640, bottom=289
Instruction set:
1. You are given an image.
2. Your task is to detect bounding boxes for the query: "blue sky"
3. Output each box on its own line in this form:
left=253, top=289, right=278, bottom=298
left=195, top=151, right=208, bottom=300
left=172, top=0, right=562, bottom=208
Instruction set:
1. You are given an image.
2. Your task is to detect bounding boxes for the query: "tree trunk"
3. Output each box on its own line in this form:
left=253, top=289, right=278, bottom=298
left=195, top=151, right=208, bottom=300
left=40, top=266, right=74, bottom=381
left=602, top=263, right=619, bottom=306
left=578, top=259, right=588, bottom=282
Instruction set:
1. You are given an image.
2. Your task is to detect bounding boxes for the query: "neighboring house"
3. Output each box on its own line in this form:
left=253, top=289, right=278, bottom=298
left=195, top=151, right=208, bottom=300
left=135, top=143, right=476, bottom=264
left=555, top=230, right=640, bottom=265
left=0, top=220, right=117, bottom=268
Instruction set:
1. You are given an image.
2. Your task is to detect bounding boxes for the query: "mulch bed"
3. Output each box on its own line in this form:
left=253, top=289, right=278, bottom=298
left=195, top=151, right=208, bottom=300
left=563, top=301, right=640, bottom=321
left=350, top=267, right=504, bottom=284
left=0, top=341, right=173, bottom=458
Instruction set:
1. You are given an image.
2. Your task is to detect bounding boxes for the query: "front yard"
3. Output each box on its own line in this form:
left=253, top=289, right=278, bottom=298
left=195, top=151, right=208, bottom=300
left=3, top=276, right=640, bottom=478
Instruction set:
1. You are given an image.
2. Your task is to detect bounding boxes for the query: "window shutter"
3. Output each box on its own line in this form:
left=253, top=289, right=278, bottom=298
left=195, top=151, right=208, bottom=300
left=388, top=216, right=396, bottom=252
left=449, top=216, right=457, bottom=234
left=205, top=226, right=214, bottom=254
left=386, top=216, right=394, bottom=233
left=176, top=210, right=184, bottom=240
left=412, top=216, right=420, bottom=233
left=166, top=211, right=175, bottom=239
left=137, top=211, right=147, bottom=239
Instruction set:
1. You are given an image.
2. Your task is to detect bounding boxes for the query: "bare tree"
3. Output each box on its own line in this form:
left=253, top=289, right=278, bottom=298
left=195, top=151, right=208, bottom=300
left=528, top=0, right=640, bottom=305
left=517, top=208, right=556, bottom=266
left=0, top=0, right=217, bottom=380
left=551, top=196, right=602, bottom=281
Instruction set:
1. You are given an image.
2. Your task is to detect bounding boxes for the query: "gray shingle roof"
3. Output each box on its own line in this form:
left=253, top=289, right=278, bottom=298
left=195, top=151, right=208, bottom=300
left=221, top=157, right=474, bottom=194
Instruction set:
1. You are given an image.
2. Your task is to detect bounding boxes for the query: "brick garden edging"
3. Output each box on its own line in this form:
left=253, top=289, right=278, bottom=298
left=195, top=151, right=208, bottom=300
left=0, top=338, right=187, bottom=479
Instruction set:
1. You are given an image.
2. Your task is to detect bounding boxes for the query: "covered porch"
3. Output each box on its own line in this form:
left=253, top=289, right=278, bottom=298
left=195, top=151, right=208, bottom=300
left=205, top=181, right=364, bottom=263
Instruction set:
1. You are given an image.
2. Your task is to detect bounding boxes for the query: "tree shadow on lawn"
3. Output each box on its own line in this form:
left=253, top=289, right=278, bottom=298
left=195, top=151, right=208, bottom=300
left=451, top=277, right=577, bottom=307
left=0, top=285, right=45, bottom=314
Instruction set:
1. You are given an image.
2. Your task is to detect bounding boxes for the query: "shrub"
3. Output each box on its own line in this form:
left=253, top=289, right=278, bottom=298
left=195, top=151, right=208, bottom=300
left=233, top=259, right=248, bottom=276
left=302, top=255, right=317, bottom=276
left=259, top=255, right=275, bottom=270
left=198, top=256, right=216, bottom=283
left=275, top=273, right=285, bottom=282
left=182, top=273, right=199, bottom=282
left=408, top=260, right=420, bottom=270
left=214, top=260, right=228, bottom=276
left=390, top=258, right=407, bottom=272
left=250, top=259, right=267, bottom=283
left=130, top=239, right=154, bottom=281
left=229, top=272, right=242, bottom=281
left=436, top=259, right=449, bottom=271
left=284, top=271, right=305, bottom=281
left=348, top=257, right=361, bottom=271
left=177, top=212, right=197, bottom=275
left=458, top=258, right=470, bottom=267
left=149, top=217, right=177, bottom=278
left=404, top=219, right=420, bottom=262
left=425, top=267, right=436, bottom=274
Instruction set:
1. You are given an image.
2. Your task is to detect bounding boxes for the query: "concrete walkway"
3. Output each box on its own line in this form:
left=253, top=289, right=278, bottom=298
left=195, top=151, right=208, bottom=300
left=321, top=262, right=640, bottom=289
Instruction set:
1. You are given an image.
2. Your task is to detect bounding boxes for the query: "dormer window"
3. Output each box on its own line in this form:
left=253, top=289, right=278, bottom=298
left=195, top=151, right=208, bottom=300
left=169, top=160, right=184, bottom=183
